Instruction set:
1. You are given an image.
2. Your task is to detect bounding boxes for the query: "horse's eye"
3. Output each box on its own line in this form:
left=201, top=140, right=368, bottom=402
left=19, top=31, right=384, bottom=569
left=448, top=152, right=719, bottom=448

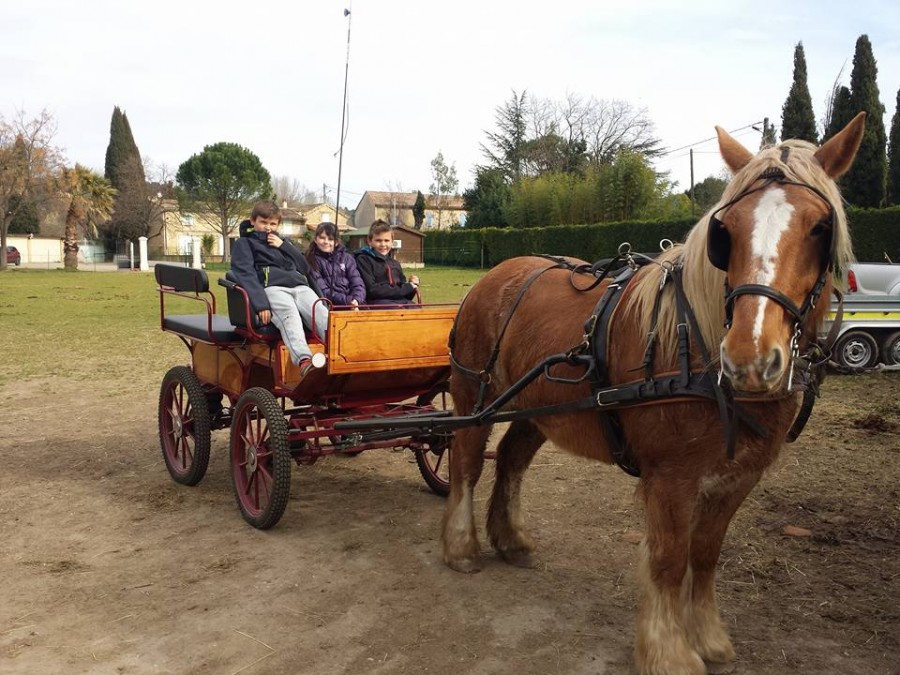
left=810, top=222, right=829, bottom=237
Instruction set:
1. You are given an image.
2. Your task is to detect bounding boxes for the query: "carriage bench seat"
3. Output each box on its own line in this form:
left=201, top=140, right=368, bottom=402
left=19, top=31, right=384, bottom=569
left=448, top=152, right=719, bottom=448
left=155, top=263, right=244, bottom=344
left=161, top=313, right=243, bottom=343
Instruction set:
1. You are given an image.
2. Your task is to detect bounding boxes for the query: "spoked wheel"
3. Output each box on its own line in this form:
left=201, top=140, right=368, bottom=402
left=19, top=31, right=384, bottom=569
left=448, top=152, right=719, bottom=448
left=229, top=387, right=292, bottom=529
left=413, top=383, right=453, bottom=497
left=158, top=366, right=211, bottom=486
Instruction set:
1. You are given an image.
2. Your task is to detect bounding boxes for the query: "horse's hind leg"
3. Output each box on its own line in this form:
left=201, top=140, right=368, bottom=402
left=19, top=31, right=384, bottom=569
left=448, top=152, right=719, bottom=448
left=685, top=469, right=762, bottom=671
left=487, top=419, right=545, bottom=568
left=635, top=476, right=706, bottom=675
left=442, top=423, right=492, bottom=573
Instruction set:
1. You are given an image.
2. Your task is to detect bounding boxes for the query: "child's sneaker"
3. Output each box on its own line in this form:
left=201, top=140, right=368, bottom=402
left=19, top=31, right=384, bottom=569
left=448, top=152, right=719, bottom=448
left=297, top=358, right=315, bottom=379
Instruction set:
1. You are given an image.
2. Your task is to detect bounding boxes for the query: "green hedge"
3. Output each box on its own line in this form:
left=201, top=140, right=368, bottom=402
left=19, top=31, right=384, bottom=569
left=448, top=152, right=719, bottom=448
left=425, top=208, right=900, bottom=267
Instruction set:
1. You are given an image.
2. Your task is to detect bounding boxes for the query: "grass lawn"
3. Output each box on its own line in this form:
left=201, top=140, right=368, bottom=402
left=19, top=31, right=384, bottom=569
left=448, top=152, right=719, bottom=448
left=0, top=265, right=487, bottom=384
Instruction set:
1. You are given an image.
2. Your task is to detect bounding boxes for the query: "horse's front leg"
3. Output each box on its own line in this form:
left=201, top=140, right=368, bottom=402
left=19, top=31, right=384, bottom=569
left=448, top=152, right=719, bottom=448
left=685, top=467, right=762, bottom=671
left=487, top=419, right=545, bottom=568
left=442, top=424, right=491, bottom=573
left=635, top=475, right=706, bottom=675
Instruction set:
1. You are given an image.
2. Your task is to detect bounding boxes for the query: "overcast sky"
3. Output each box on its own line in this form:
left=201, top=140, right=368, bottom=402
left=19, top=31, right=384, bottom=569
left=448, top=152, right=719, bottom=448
left=4, top=0, right=900, bottom=211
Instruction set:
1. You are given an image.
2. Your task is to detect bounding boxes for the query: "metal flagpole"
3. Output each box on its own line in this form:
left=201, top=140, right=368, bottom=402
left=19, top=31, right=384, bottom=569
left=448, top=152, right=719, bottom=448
left=334, top=6, right=352, bottom=224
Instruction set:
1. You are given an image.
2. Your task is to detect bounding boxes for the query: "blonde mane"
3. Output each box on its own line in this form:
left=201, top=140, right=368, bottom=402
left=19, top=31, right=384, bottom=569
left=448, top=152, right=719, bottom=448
left=625, top=138, right=854, bottom=365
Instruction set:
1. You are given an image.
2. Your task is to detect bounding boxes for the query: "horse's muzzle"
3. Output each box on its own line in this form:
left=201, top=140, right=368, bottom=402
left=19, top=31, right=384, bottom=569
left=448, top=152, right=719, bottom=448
left=719, top=342, right=787, bottom=394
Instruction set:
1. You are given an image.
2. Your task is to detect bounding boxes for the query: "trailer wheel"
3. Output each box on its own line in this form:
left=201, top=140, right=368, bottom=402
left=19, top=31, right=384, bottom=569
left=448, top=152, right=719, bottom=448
left=835, top=330, right=879, bottom=369
left=414, top=383, right=453, bottom=497
left=158, top=366, right=211, bottom=486
left=882, top=331, right=900, bottom=366
left=230, top=387, right=292, bottom=529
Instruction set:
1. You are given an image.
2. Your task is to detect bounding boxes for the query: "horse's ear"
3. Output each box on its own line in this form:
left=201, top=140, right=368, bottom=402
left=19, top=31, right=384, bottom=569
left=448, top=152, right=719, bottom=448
left=716, top=126, right=755, bottom=174
left=814, top=111, right=867, bottom=179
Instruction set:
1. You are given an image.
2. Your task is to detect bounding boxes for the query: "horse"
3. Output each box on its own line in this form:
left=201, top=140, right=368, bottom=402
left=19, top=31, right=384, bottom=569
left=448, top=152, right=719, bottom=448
left=441, top=112, right=866, bottom=675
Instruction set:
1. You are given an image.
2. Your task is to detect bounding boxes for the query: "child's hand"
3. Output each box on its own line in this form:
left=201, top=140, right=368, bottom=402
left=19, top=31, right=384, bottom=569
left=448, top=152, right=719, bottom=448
left=267, top=233, right=284, bottom=248
left=258, top=309, right=271, bottom=324
left=409, top=274, right=420, bottom=286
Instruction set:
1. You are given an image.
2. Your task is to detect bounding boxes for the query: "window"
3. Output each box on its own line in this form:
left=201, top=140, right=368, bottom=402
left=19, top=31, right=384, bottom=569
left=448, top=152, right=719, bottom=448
left=180, top=214, right=194, bottom=227
left=426, top=211, right=433, bottom=228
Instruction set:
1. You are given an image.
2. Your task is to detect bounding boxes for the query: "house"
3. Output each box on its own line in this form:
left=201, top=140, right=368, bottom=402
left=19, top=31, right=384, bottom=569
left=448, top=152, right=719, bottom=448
left=353, top=191, right=467, bottom=231
left=146, top=200, right=353, bottom=259
left=279, top=202, right=352, bottom=235
left=344, top=224, right=425, bottom=267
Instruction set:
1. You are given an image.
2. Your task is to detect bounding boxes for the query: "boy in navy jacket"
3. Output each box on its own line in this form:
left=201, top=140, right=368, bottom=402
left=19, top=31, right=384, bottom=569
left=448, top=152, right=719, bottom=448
left=230, top=201, right=328, bottom=376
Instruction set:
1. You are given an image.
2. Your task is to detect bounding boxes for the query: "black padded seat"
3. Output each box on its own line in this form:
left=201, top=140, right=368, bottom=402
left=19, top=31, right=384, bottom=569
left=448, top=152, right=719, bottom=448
left=161, top=314, right=243, bottom=343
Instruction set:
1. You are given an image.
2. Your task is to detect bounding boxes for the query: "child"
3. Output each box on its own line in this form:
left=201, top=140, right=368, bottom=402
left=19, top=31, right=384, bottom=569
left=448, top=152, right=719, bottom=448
left=354, top=220, right=420, bottom=306
left=230, top=201, right=328, bottom=377
left=305, top=222, right=366, bottom=309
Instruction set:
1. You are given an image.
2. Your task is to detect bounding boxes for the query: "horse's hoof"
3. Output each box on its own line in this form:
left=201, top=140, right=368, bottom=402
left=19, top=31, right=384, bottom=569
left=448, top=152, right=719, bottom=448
left=705, top=661, right=735, bottom=674
left=499, top=549, right=538, bottom=568
left=446, top=557, right=482, bottom=574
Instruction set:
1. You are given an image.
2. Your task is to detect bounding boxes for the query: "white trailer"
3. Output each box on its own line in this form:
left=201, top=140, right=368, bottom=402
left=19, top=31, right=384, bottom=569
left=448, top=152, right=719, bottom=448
left=823, top=294, right=900, bottom=368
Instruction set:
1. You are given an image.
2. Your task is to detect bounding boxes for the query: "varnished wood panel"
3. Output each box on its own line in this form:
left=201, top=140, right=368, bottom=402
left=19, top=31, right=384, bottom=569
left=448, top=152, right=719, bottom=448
left=327, top=308, right=457, bottom=374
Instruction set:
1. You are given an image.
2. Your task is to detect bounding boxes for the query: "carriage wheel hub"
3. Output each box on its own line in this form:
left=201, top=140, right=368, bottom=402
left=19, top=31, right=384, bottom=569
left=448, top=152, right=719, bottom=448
left=173, top=415, right=183, bottom=439
left=247, top=446, right=258, bottom=472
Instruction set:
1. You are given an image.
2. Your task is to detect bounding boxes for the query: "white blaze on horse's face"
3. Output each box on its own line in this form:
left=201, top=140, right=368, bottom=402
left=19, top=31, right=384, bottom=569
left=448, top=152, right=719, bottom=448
left=749, top=188, right=794, bottom=347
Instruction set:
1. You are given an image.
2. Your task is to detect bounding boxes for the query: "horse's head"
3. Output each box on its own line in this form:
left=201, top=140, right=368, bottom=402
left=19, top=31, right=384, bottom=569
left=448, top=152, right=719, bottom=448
left=708, top=112, right=865, bottom=394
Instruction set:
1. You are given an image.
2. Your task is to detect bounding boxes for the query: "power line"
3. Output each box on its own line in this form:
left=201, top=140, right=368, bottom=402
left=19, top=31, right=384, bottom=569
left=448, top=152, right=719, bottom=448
left=659, top=121, right=764, bottom=157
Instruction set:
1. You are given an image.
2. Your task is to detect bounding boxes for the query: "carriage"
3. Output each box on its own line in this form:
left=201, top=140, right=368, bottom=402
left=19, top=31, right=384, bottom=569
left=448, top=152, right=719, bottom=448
left=154, top=262, right=457, bottom=529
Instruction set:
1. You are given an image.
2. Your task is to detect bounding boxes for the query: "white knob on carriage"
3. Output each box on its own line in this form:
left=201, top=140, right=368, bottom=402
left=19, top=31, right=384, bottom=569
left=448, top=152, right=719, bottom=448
left=311, top=352, right=327, bottom=369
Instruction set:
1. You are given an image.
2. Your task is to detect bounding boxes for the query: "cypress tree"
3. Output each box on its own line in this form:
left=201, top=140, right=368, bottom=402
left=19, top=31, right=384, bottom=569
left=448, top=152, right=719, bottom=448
left=104, top=107, right=149, bottom=242
left=843, top=35, right=887, bottom=207
left=824, top=86, right=854, bottom=142
left=780, top=42, right=818, bottom=143
left=888, top=88, right=900, bottom=205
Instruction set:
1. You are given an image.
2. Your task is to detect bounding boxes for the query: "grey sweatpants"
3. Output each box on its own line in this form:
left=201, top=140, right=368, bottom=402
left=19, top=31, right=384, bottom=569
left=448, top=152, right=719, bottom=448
left=264, top=285, right=329, bottom=365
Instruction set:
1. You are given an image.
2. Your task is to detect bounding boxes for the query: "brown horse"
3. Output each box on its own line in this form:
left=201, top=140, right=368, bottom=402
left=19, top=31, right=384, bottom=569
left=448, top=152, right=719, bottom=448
left=442, top=113, right=866, bottom=675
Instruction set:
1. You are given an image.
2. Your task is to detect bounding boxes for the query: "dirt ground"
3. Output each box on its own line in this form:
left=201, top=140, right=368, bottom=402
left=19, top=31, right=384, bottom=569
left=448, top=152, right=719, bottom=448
left=1, top=366, right=898, bottom=675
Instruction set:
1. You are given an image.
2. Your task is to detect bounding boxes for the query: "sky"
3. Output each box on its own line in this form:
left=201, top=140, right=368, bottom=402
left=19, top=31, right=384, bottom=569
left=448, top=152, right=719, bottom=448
left=4, top=0, right=900, bottom=212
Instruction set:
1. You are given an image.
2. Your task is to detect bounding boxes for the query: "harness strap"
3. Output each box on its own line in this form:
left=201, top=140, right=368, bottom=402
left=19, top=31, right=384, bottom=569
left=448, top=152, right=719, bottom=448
left=785, top=289, right=844, bottom=441
left=450, top=256, right=579, bottom=413
left=671, top=265, right=742, bottom=459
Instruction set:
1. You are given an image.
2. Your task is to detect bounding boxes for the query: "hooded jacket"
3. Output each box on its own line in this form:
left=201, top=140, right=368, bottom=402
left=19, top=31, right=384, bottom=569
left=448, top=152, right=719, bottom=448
left=230, top=219, right=321, bottom=313
left=309, top=242, right=366, bottom=306
left=354, top=246, right=417, bottom=305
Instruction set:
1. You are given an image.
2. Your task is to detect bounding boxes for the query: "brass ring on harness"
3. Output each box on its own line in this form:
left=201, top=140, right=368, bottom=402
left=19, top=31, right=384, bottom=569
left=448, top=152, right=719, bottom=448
left=478, top=370, right=492, bottom=384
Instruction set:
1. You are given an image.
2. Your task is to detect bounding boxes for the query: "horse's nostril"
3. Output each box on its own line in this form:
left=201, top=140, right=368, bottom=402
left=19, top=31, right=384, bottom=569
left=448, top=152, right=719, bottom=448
left=764, top=347, right=784, bottom=382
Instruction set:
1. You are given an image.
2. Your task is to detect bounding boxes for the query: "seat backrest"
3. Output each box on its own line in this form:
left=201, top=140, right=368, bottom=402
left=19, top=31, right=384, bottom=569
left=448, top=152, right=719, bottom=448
left=219, top=273, right=280, bottom=337
left=155, top=263, right=210, bottom=293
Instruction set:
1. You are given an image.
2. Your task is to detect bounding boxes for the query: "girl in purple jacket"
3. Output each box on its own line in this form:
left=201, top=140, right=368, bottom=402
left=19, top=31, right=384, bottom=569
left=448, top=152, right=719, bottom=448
left=305, top=222, right=366, bottom=308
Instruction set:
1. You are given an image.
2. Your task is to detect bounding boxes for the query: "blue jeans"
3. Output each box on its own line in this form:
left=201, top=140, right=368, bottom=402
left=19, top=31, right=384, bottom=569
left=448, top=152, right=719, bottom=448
left=264, top=285, right=329, bottom=365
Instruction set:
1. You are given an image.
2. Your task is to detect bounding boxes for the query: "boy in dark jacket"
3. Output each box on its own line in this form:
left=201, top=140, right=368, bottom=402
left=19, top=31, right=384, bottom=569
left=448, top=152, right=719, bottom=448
left=354, top=219, right=420, bottom=306
left=230, top=201, right=328, bottom=376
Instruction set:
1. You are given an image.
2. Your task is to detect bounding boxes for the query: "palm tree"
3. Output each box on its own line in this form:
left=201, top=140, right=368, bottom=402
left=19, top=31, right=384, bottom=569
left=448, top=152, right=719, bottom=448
left=62, top=164, right=116, bottom=270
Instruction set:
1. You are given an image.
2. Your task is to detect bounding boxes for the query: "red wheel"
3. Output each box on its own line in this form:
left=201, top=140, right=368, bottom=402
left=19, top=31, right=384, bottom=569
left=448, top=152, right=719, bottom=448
left=413, top=383, right=453, bottom=496
left=229, top=387, right=291, bottom=529
left=158, top=366, right=211, bottom=486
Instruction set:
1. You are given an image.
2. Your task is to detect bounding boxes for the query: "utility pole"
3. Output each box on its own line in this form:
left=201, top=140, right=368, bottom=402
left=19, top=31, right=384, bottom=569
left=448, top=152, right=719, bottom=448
left=689, top=148, right=695, bottom=217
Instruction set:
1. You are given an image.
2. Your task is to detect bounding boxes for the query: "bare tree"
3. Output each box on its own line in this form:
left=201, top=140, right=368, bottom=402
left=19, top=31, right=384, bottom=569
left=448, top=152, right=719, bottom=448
left=582, top=98, right=661, bottom=168
left=272, top=175, right=317, bottom=207
left=0, top=109, right=64, bottom=269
